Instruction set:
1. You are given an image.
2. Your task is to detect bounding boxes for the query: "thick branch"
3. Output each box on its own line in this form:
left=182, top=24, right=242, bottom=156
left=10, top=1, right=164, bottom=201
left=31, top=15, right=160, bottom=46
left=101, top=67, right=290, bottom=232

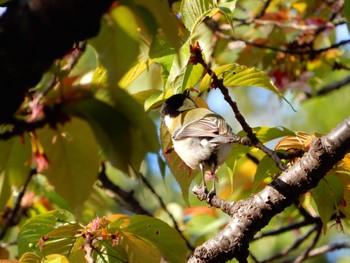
left=0, top=0, right=113, bottom=122
left=188, top=117, right=350, bottom=262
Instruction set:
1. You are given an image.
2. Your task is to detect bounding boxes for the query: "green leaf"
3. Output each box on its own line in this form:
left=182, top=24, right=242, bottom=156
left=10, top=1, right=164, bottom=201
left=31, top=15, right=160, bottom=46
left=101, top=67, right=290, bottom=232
left=181, top=0, right=219, bottom=33
left=0, top=170, right=10, bottom=218
left=18, top=210, right=77, bottom=257
left=171, top=62, right=204, bottom=93
left=120, top=232, right=161, bottom=263
left=252, top=126, right=295, bottom=143
left=134, top=0, right=182, bottom=50
left=312, top=175, right=344, bottom=233
left=42, top=254, right=70, bottom=263
left=37, top=118, right=100, bottom=213
left=253, top=155, right=280, bottom=193
left=119, top=62, right=148, bottom=89
left=19, top=252, right=41, bottom=263
left=90, top=5, right=139, bottom=85
left=0, top=135, right=32, bottom=187
left=0, top=135, right=32, bottom=209
left=218, top=0, right=237, bottom=33
left=112, top=88, right=160, bottom=170
left=69, top=98, right=132, bottom=172
left=199, top=63, right=294, bottom=108
left=344, top=0, right=350, bottom=28
left=125, top=215, right=189, bottom=263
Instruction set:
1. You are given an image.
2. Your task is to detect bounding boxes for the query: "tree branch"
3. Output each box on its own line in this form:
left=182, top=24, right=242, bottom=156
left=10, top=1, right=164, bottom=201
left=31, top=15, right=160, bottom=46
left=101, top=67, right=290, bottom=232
left=0, top=169, right=36, bottom=240
left=188, top=116, right=350, bottom=262
left=306, top=74, right=350, bottom=98
left=97, top=163, right=152, bottom=216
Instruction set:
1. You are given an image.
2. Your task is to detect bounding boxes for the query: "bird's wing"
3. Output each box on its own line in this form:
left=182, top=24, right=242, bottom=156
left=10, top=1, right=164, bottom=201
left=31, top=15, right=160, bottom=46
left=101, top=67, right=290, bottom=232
left=173, top=115, right=232, bottom=140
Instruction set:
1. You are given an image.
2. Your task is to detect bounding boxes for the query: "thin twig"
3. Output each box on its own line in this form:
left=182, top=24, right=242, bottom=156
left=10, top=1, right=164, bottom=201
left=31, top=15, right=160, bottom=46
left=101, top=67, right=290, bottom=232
left=40, top=41, right=87, bottom=98
left=260, top=224, right=319, bottom=263
left=140, top=174, right=194, bottom=251
left=0, top=169, right=36, bottom=240
left=292, top=224, right=322, bottom=263
left=253, top=218, right=319, bottom=241
left=222, top=33, right=350, bottom=56
left=254, top=0, right=272, bottom=20
left=310, top=75, right=350, bottom=98
left=97, top=163, right=152, bottom=216
left=305, top=242, right=350, bottom=258
left=190, top=42, right=287, bottom=171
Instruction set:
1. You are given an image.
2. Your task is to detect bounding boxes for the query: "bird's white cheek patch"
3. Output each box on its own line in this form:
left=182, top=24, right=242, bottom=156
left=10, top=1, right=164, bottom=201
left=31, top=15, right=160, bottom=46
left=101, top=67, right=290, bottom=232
left=200, top=139, right=209, bottom=147
left=163, top=115, right=172, bottom=130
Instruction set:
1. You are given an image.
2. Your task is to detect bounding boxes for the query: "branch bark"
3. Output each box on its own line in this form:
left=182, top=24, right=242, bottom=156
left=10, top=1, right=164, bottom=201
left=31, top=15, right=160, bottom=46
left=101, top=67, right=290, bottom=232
left=0, top=0, right=113, bottom=122
left=188, top=116, right=350, bottom=263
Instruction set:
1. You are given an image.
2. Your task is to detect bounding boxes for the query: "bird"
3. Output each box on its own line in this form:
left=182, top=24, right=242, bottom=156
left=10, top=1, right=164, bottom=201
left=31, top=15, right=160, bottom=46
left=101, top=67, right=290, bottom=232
left=160, top=92, right=237, bottom=194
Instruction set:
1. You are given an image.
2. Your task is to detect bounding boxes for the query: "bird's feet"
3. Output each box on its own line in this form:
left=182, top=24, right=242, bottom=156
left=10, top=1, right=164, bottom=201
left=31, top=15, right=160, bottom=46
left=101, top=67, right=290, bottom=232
left=191, top=184, right=216, bottom=203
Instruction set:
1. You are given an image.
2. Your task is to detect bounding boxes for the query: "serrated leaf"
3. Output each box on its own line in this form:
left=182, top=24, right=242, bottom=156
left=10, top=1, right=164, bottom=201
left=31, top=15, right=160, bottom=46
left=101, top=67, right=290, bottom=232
left=171, top=62, right=204, bottom=93
left=199, top=63, right=293, bottom=108
left=37, top=118, right=100, bottom=213
left=312, top=175, right=344, bottom=233
left=90, top=6, right=139, bottom=85
left=19, top=252, right=41, bottom=263
left=181, top=0, right=218, bottom=33
left=275, top=131, right=312, bottom=151
left=253, top=155, right=280, bottom=193
left=18, top=210, right=77, bottom=257
left=124, top=215, right=188, bottom=263
left=69, top=98, right=132, bottom=172
left=160, top=121, right=197, bottom=206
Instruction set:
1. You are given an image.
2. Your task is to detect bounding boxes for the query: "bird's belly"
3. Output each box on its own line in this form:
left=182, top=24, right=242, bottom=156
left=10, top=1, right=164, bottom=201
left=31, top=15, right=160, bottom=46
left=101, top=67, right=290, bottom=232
left=173, top=138, right=210, bottom=170
left=172, top=138, right=233, bottom=170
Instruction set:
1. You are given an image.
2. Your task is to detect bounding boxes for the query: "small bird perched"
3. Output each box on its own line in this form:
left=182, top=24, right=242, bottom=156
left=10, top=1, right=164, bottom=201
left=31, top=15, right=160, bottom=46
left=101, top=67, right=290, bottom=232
left=161, top=93, right=237, bottom=193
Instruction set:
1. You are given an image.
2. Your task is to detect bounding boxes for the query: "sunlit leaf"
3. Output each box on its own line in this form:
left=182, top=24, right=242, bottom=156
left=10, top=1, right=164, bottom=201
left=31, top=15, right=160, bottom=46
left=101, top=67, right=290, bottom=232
left=252, top=126, right=295, bottom=143
left=120, top=232, right=161, bottom=263
left=253, top=155, right=280, bottom=193
left=113, top=88, right=160, bottom=169
left=218, top=0, right=237, bottom=33
left=119, top=62, right=148, bottom=89
left=37, top=118, right=100, bottom=213
left=90, top=5, right=139, bottom=86
left=18, top=210, right=77, bottom=257
left=199, top=63, right=293, bottom=108
left=69, top=98, right=131, bottom=172
left=42, top=254, right=69, bottom=263
left=0, top=134, right=31, bottom=187
left=19, top=252, right=41, bottom=263
left=181, top=0, right=219, bottom=33
left=125, top=215, right=188, bottom=263
left=134, top=0, right=182, bottom=49
left=275, top=131, right=313, bottom=151
left=171, top=62, right=204, bottom=93
left=0, top=170, right=10, bottom=212
left=312, top=175, right=344, bottom=233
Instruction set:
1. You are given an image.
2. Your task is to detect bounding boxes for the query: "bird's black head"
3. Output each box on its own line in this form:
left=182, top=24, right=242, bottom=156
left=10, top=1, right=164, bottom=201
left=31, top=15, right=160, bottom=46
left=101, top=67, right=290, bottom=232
left=160, top=93, right=196, bottom=119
